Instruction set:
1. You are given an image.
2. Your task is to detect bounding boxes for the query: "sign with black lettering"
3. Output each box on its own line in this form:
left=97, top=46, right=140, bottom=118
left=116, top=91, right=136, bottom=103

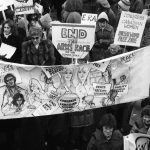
left=52, top=23, right=95, bottom=59
left=81, top=13, right=97, bottom=25
left=114, top=11, right=147, bottom=47
left=14, top=0, right=34, bottom=15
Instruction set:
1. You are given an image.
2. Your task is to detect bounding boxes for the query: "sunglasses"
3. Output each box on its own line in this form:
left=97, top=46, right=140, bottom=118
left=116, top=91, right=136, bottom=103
left=31, top=36, right=40, bottom=40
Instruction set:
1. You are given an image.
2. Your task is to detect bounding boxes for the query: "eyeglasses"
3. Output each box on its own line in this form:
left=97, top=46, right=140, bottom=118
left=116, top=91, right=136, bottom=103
left=31, top=36, right=40, bottom=40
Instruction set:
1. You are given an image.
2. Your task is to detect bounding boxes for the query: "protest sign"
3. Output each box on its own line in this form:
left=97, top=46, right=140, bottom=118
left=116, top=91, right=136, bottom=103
left=0, top=43, right=16, bottom=59
left=4, top=0, right=14, bottom=7
left=0, top=46, right=150, bottom=119
left=35, top=2, right=43, bottom=14
left=14, top=0, right=34, bottom=15
left=0, top=0, right=7, bottom=11
left=114, top=11, right=147, bottom=47
left=81, top=13, right=97, bottom=25
left=124, top=133, right=150, bottom=150
left=52, top=23, right=95, bottom=59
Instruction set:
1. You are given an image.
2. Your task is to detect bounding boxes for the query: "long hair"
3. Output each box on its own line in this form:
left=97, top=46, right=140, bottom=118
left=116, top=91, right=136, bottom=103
left=64, top=0, right=83, bottom=14
left=1, top=19, right=18, bottom=36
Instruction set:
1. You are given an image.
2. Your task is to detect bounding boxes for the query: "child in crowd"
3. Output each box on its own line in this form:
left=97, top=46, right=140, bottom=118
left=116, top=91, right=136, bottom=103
left=90, top=12, right=114, bottom=62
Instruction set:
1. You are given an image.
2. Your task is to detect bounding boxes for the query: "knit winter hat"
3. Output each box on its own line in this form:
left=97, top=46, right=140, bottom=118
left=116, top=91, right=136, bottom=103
left=96, top=0, right=110, bottom=8
left=97, top=12, right=109, bottom=22
left=29, top=26, right=43, bottom=37
left=118, top=0, right=131, bottom=11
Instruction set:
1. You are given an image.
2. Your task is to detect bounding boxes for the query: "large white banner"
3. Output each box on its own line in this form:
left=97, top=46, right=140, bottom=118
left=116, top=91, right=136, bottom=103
left=0, top=46, right=150, bottom=119
left=52, top=23, right=95, bottom=59
left=14, top=0, right=34, bottom=15
left=114, top=11, right=147, bottom=47
left=124, top=133, right=150, bottom=150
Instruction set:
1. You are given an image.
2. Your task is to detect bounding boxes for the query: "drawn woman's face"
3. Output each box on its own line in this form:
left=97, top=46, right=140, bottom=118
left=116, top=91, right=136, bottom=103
left=78, top=67, right=88, bottom=82
left=103, top=70, right=110, bottom=82
left=16, top=97, right=23, bottom=107
left=64, top=69, right=73, bottom=81
left=30, top=82, right=40, bottom=93
left=4, top=23, right=11, bottom=35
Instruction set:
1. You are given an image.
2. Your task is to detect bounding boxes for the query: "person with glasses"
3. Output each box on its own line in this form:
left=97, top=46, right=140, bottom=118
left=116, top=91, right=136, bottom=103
left=87, top=113, right=123, bottom=150
left=21, top=26, right=55, bottom=65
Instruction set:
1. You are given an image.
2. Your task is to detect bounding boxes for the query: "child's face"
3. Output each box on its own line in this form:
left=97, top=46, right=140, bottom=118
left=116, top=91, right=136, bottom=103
left=98, top=21, right=107, bottom=28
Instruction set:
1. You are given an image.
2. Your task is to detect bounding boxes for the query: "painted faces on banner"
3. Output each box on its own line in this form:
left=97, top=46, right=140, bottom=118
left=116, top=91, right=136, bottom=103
left=135, top=137, right=150, bottom=150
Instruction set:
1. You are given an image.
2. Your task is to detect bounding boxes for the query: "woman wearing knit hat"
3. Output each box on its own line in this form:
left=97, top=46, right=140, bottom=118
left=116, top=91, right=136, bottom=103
left=96, top=0, right=116, bottom=28
left=118, top=0, right=131, bottom=11
left=89, top=12, right=114, bottom=62
left=130, top=0, right=144, bottom=14
left=21, top=26, right=55, bottom=65
left=114, top=0, right=130, bottom=31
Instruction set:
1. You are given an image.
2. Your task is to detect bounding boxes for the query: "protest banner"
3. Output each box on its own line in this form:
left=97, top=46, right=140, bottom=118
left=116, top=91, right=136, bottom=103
left=52, top=23, right=95, bottom=59
left=14, top=0, right=34, bottom=15
left=114, top=11, right=147, bottom=47
left=0, top=46, right=150, bottom=119
left=81, top=13, right=97, bottom=25
left=124, top=133, right=150, bottom=150
left=0, top=64, right=22, bottom=87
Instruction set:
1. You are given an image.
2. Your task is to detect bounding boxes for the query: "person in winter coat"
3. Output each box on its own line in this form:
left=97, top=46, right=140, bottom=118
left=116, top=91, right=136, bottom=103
left=21, top=26, right=55, bottom=65
left=89, top=12, right=114, bottom=62
left=96, top=0, right=116, bottom=28
left=129, top=0, right=144, bottom=14
left=87, top=113, right=123, bottom=150
left=0, top=19, right=22, bottom=63
left=130, top=105, right=150, bottom=134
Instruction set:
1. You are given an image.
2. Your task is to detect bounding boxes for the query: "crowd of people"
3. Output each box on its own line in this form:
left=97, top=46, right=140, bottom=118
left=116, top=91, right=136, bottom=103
left=0, top=0, right=150, bottom=150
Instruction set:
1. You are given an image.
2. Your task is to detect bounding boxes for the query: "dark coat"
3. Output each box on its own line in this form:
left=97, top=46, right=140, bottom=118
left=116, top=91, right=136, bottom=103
left=1, top=33, right=22, bottom=63
left=87, top=128, right=123, bottom=150
left=129, top=0, right=144, bottom=14
left=21, top=39, right=55, bottom=65
left=90, top=23, right=114, bottom=61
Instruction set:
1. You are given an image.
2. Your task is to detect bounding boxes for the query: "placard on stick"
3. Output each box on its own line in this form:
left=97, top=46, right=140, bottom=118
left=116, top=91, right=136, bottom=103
left=114, top=11, right=147, bottom=47
left=14, top=0, right=34, bottom=15
left=52, top=23, right=95, bottom=59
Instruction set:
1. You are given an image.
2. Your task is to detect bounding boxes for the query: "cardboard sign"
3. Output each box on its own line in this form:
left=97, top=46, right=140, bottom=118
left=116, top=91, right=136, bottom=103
left=52, top=23, right=95, bottom=59
left=14, top=0, right=34, bottom=15
left=81, top=13, right=97, bottom=25
left=114, top=11, right=147, bottom=47
left=0, top=43, right=16, bottom=59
